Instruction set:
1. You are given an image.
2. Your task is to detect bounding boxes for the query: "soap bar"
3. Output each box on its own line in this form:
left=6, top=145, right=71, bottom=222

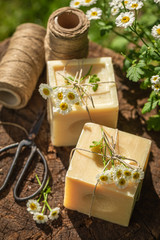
left=47, top=57, right=119, bottom=146
left=64, top=123, right=151, bottom=226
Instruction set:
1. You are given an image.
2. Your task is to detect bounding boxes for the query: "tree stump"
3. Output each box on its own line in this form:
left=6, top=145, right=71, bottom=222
left=0, top=38, right=160, bottom=240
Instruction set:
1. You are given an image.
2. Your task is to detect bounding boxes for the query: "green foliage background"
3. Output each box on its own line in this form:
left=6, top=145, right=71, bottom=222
left=0, top=0, right=159, bottom=52
left=0, top=0, right=70, bottom=41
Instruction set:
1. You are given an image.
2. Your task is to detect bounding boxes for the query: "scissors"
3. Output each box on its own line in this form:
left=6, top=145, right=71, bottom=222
left=0, top=110, right=48, bottom=202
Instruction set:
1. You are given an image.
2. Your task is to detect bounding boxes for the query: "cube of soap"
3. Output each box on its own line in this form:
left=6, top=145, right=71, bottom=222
left=47, top=57, right=119, bottom=146
left=64, top=123, right=151, bottom=226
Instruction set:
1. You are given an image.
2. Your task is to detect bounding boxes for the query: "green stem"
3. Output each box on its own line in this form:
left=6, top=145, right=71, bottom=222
left=44, top=198, right=52, bottom=212
left=112, top=29, right=140, bottom=48
left=129, top=26, right=149, bottom=47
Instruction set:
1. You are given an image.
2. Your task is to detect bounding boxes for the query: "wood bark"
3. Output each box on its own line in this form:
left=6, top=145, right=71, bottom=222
left=0, top=39, right=160, bottom=240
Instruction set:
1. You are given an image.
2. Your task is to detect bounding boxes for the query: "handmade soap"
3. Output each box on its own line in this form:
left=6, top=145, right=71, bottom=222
left=47, top=57, right=119, bottom=146
left=64, top=123, right=151, bottom=226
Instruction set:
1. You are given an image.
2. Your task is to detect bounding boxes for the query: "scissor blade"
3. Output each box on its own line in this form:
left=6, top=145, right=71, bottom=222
left=28, top=109, right=46, bottom=140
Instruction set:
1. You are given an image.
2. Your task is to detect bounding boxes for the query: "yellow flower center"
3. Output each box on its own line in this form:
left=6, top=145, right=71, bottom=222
left=43, top=88, right=50, bottom=96
left=58, top=92, right=63, bottom=100
left=124, top=1, right=128, bottom=4
left=75, top=1, right=80, bottom=5
left=153, top=77, right=158, bottom=81
left=37, top=215, right=44, bottom=220
left=156, top=28, right=160, bottom=35
left=30, top=203, right=37, bottom=210
left=100, top=175, right=108, bottom=181
left=67, top=92, right=75, bottom=100
left=85, top=0, right=92, bottom=2
left=133, top=172, right=140, bottom=180
left=116, top=170, right=122, bottom=178
left=51, top=211, right=57, bottom=216
left=119, top=178, right=126, bottom=186
left=91, top=11, right=98, bottom=16
left=121, top=16, right=130, bottom=23
left=131, top=3, right=138, bottom=8
left=60, top=102, right=68, bottom=111
left=154, top=83, right=160, bottom=89
left=124, top=170, right=131, bottom=177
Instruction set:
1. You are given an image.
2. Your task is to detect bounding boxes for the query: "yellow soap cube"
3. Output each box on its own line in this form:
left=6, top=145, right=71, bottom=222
left=64, top=123, right=151, bottom=226
left=47, top=57, right=119, bottom=146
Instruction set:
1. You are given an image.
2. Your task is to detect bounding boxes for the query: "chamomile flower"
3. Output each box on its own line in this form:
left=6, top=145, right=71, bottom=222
left=109, top=0, right=122, bottom=7
left=119, top=0, right=130, bottom=9
left=82, top=0, right=97, bottom=6
left=26, top=199, right=41, bottom=214
left=49, top=207, right=60, bottom=220
left=111, top=6, right=120, bottom=15
left=39, top=83, right=53, bottom=100
left=152, top=82, right=160, bottom=93
left=70, top=0, right=82, bottom=8
left=151, top=24, right=160, bottom=40
left=65, top=89, right=80, bottom=104
left=150, top=75, right=160, bottom=84
left=33, top=213, right=48, bottom=224
left=132, top=168, right=144, bottom=183
left=126, top=0, right=143, bottom=10
left=86, top=7, right=102, bottom=20
left=53, top=87, right=66, bottom=101
left=123, top=168, right=132, bottom=180
left=116, top=11, right=135, bottom=28
left=113, top=166, right=124, bottom=180
left=53, top=100, right=72, bottom=115
left=96, top=170, right=111, bottom=184
left=115, top=176, right=128, bottom=189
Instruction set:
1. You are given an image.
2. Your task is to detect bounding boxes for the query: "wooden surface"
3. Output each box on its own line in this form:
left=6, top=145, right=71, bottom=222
left=0, top=39, right=160, bottom=240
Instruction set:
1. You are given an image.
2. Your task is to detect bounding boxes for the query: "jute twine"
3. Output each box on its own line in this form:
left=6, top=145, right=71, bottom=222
left=44, top=7, right=90, bottom=61
left=0, top=23, right=46, bottom=109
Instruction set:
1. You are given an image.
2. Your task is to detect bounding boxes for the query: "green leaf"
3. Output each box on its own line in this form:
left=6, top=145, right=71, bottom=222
left=140, top=78, right=150, bottom=89
left=142, top=101, right=152, bottom=114
left=127, top=61, right=146, bottom=82
left=100, top=25, right=113, bottom=36
left=147, top=114, right=160, bottom=131
left=89, top=74, right=100, bottom=91
left=142, top=91, right=159, bottom=114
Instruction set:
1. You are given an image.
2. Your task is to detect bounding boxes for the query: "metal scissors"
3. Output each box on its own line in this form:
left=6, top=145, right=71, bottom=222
left=0, top=110, right=48, bottom=202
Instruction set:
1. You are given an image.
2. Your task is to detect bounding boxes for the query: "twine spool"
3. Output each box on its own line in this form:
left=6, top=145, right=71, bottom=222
left=0, top=23, right=46, bottom=109
left=45, top=7, right=90, bottom=61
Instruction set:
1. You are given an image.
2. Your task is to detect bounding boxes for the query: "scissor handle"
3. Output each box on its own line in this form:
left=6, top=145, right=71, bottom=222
left=0, top=141, right=22, bottom=192
left=13, top=145, right=48, bottom=202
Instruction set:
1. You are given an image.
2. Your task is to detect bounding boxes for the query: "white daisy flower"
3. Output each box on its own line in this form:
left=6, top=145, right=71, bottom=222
left=33, top=213, right=48, bottom=224
left=150, top=75, right=160, bottom=84
left=65, top=89, right=80, bottom=104
left=109, top=0, right=122, bottom=7
left=111, top=6, right=120, bottom=15
left=123, top=167, right=132, bottom=180
left=154, top=0, right=160, bottom=3
left=151, top=24, right=160, bottom=39
left=152, top=82, right=160, bottom=93
left=113, top=166, right=124, bottom=180
left=53, top=100, right=72, bottom=115
left=86, top=7, right=102, bottom=20
left=82, top=0, right=97, bottom=6
left=115, top=176, right=128, bottom=189
left=39, top=83, right=53, bottom=100
left=70, top=0, right=82, bottom=8
left=126, top=0, right=143, bottom=10
left=49, top=207, right=60, bottom=220
left=26, top=199, right=41, bottom=214
left=116, top=11, right=135, bottom=28
left=132, top=168, right=144, bottom=183
left=53, top=87, right=66, bottom=101
left=96, top=170, right=112, bottom=184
